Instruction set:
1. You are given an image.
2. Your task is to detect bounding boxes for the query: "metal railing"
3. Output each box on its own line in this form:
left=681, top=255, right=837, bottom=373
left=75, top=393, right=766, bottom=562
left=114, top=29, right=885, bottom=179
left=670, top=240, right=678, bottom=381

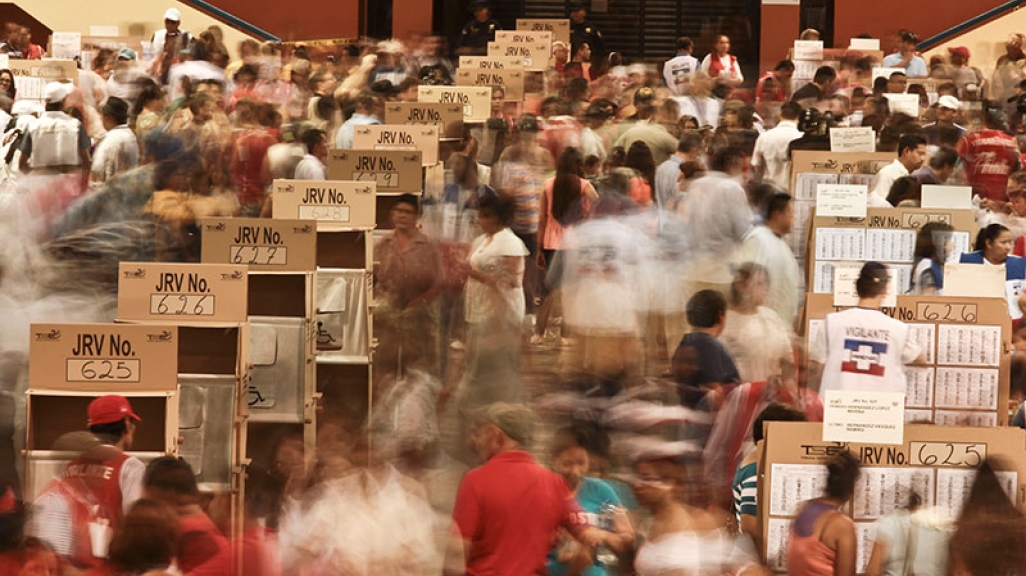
left=917, top=0, right=1026, bottom=51
left=178, top=0, right=281, bottom=42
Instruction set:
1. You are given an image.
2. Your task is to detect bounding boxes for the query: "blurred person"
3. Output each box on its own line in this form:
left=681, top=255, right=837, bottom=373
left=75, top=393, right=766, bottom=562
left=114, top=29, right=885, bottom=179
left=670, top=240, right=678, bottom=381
left=949, top=459, right=1026, bottom=576
left=959, top=223, right=1026, bottom=319
left=0, top=68, right=15, bottom=102
left=869, top=133, right=927, bottom=207
left=663, top=37, right=699, bottom=96
left=631, top=454, right=760, bottom=576
left=700, top=35, right=743, bottom=88
left=90, top=97, right=139, bottom=185
left=370, top=40, right=408, bottom=86
left=655, top=133, right=703, bottom=212
left=752, top=102, right=802, bottom=190
left=30, top=396, right=145, bottom=571
left=675, top=71, right=721, bottom=129
left=447, top=403, right=601, bottom=576
left=811, top=262, right=924, bottom=395
left=457, top=0, right=501, bottom=56
left=546, top=426, right=634, bottom=576
left=18, top=538, right=59, bottom=576
left=911, top=146, right=958, bottom=186
left=864, top=492, right=950, bottom=576
left=143, top=457, right=230, bottom=576
left=131, top=83, right=167, bottom=139
left=374, top=193, right=443, bottom=377
left=106, top=49, right=146, bottom=105
left=293, top=128, right=327, bottom=180
left=791, top=66, right=836, bottom=105
left=83, top=499, right=178, bottom=576
left=569, top=1, right=606, bottom=60
left=922, top=95, right=965, bottom=146
left=756, top=60, right=795, bottom=105
left=719, top=263, right=793, bottom=383
left=149, top=8, right=191, bottom=84
left=959, top=107, right=1021, bottom=206
left=885, top=175, right=923, bottom=207
left=680, top=146, right=752, bottom=297
left=539, top=97, right=584, bottom=165
left=236, top=468, right=284, bottom=576
left=613, top=90, right=679, bottom=165
left=729, top=404, right=810, bottom=556
left=580, top=103, right=614, bottom=164
left=988, top=34, right=1026, bottom=119
left=445, top=196, right=529, bottom=409
left=335, top=92, right=382, bottom=149
left=886, top=71, right=908, bottom=94
left=883, top=30, right=927, bottom=78
left=229, top=99, right=280, bottom=215
left=786, top=452, right=860, bottom=576
left=947, top=46, right=984, bottom=96
left=909, top=222, right=954, bottom=295
left=624, top=141, right=656, bottom=206
left=19, top=82, right=92, bottom=176
left=16, top=26, right=43, bottom=60
left=0, top=484, right=26, bottom=573
left=534, top=147, right=597, bottom=345
left=564, top=42, right=594, bottom=81
left=411, top=35, right=455, bottom=82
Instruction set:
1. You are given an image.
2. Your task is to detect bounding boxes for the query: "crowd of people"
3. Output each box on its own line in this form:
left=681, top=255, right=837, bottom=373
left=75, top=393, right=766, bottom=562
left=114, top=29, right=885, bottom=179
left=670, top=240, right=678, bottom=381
left=3, top=4, right=1026, bottom=576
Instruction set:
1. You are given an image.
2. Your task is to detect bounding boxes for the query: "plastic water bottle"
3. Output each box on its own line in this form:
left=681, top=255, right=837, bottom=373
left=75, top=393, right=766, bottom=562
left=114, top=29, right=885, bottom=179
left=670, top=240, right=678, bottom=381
left=595, top=502, right=618, bottom=566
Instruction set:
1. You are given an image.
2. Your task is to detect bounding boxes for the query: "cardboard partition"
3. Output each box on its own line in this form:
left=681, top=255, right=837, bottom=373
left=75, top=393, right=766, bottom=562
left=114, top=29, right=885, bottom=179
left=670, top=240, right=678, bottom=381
left=316, top=230, right=370, bottom=269
left=271, top=179, right=377, bottom=228
left=458, top=56, right=526, bottom=70
left=118, top=263, right=249, bottom=324
left=515, top=18, right=571, bottom=46
left=456, top=68, right=525, bottom=101
left=383, top=102, right=464, bottom=140
left=418, top=86, right=494, bottom=124
left=494, top=30, right=554, bottom=46
left=326, top=149, right=424, bottom=193
left=249, top=274, right=312, bottom=318
left=26, top=391, right=176, bottom=452
left=759, top=422, right=1026, bottom=573
left=178, top=325, right=246, bottom=375
left=178, top=374, right=239, bottom=490
left=803, top=293, right=1011, bottom=426
left=351, top=125, right=439, bottom=166
left=29, top=323, right=178, bottom=393
left=9, top=60, right=78, bottom=101
left=80, top=35, right=145, bottom=54
left=200, top=218, right=317, bottom=272
left=487, top=42, right=549, bottom=71
left=248, top=317, right=310, bottom=423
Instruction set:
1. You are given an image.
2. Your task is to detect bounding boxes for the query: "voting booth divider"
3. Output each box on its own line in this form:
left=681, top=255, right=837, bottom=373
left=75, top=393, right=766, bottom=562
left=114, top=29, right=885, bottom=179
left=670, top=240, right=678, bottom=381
left=803, top=293, right=1012, bottom=426
left=788, top=151, right=894, bottom=290
left=758, top=422, right=1026, bottom=574
left=805, top=207, right=978, bottom=296
left=25, top=323, right=180, bottom=500
left=199, top=218, right=319, bottom=471
left=271, top=178, right=379, bottom=437
left=116, top=262, right=251, bottom=542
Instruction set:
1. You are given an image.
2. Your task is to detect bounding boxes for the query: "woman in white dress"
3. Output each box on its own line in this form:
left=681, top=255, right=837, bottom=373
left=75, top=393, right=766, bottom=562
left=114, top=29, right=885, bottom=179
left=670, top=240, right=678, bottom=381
left=454, top=194, right=529, bottom=409
left=719, top=263, right=794, bottom=383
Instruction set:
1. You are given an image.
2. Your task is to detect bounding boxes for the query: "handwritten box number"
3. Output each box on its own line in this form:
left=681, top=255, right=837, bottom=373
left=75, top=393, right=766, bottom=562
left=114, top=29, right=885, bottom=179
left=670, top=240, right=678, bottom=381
left=149, top=294, right=215, bottom=316
left=66, top=358, right=141, bottom=382
left=230, top=246, right=287, bottom=266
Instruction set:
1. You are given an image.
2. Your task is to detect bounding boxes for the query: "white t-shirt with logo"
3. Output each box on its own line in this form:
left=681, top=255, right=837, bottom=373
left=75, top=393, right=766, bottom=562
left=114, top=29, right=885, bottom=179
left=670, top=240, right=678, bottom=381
left=813, top=307, right=921, bottom=394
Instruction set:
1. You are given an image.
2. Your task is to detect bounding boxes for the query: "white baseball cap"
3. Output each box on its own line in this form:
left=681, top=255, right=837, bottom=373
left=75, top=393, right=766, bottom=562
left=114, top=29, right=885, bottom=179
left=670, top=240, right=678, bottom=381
left=164, top=8, right=181, bottom=21
left=937, top=95, right=962, bottom=110
left=44, top=82, right=72, bottom=104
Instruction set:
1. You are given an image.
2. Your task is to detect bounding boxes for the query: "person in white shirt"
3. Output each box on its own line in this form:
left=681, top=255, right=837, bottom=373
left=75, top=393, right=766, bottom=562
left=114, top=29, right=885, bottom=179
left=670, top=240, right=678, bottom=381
left=700, top=35, right=743, bottom=88
left=663, top=36, right=700, bottom=96
left=294, top=128, right=328, bottom=180
left=735, top=191, right=801, bottom=326
left=812, top=262, right=924, bottom=395
left=752, top=102, right=803, bottom=190
left=90, top=97, right=139, bottom=184
left=869, top=133, right=927, bottom=207
left=674, top=71, right=722, bottom=129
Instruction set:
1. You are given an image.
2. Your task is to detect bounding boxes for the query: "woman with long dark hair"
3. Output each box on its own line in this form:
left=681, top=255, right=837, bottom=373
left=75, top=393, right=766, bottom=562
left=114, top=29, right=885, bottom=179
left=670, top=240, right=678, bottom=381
left=625, top=141, right=655, bottom=206
left=909, top=222, right=954, bottom=294
left=533, top=147, right=597, bottom=345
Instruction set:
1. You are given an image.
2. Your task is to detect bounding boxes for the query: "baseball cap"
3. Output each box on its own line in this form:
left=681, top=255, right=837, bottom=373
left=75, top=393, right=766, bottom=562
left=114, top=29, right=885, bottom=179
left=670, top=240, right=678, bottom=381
left=88, top=395, right=142, bottom=426
left=472, top=0, right=490, bottom=10
left=117, top=47, right=137, bottom=61
left=937, top=95, right=961, bottom=110
left=472, top=402, right=537, bottom=446
left=948, top=46, right=970, bottom=59
left=164, top=8, right=181, bottom=22
left=44, top=82, right=72, bottom=104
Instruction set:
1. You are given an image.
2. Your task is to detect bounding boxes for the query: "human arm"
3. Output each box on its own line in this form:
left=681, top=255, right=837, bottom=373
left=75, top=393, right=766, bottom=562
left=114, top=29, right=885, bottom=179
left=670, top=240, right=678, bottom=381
left=826, top=514, right=858, bottom=576
left=864, top=539, right=889, bottom=576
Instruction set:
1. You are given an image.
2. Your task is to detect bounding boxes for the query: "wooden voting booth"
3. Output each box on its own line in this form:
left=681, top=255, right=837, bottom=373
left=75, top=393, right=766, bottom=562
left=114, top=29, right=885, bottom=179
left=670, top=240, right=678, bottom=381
left=806, top=207, right=978, bottom=295
left=25, top=323, right=179, bottom=500
left=199, top=218, right=319, bottom=468
left=804, top=293, right=1012, bottom=426
left=788, top=151, right=894, bottom=289
left=116, top=262, right=251, bottom=541
left=758, top=422, right=1026, bottom=574
left=272, top=179, right=379, bottom=430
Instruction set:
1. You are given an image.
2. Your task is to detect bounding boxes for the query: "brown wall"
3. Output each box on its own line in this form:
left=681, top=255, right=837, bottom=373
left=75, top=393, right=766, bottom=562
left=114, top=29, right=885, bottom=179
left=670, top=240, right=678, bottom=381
left=199, top=0, right=361, bottom=41
left=834, top=0, right=1007, bottom=50
left=760, top=4, right=799, bottom=74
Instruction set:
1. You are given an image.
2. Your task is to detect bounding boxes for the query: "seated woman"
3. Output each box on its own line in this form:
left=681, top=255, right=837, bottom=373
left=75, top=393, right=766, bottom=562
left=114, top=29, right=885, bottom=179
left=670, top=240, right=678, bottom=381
left=959, top=223, right=1026, bottom=319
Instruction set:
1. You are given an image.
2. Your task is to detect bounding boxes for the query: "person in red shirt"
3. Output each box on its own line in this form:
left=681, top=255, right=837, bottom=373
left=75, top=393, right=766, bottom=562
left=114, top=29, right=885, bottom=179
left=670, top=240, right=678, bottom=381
left=446, top=403, right=610, bottom=576
left=143, top=457, right=232, bottom=576
left=958, top=107, right=1022, bottom=208
left=16, top=26, right=44, bottom=60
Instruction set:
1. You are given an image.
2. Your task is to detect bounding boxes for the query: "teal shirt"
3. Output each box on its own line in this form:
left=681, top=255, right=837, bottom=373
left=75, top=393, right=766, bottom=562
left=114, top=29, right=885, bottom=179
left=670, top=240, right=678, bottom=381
left=547, top=476, right=623, bottom=576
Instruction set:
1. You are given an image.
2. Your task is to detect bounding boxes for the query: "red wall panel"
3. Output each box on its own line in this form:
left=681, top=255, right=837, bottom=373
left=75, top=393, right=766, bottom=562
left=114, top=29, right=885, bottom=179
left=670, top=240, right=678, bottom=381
left=834, top=0, right=1008, bottom=50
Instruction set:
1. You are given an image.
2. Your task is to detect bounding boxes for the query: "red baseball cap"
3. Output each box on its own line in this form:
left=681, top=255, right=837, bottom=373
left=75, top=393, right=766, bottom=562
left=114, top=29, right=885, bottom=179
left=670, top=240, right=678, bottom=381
left=948, top=46, right=970, bottom=59
left=88, top=395, right=142, bottom=426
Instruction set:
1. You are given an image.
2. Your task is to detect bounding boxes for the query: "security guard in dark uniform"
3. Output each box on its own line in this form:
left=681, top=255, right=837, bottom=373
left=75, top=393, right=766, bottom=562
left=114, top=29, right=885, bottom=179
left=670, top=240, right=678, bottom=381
left=457, top=0, right=502, bottom=56
left=569, top=1, right=605, bottom=60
